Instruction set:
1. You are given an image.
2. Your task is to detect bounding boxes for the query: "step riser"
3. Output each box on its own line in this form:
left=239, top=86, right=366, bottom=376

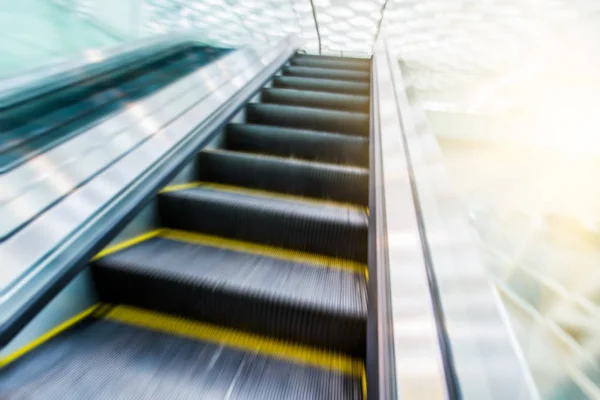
left=283, top=66, right=369, bottom=82
left=198, top=151, right=369, bottom=205
left=158, top=190, right=368, bottom=263
left=92, top=267, right=366, bottom=357
left=290, top=57, right=370, bottom=72
left=246, top=104, right=369, bottom=137
left=273, top=76, right=369, bottom=96
left=225, top=124, right=369, bottom=167
left=261, top=88, right=369, bottom=113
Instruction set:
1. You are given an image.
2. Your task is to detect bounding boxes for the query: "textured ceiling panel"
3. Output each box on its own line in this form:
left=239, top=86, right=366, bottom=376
left=314, top=0, right=383, bottom=56
left=134, top=0, right=600, bottom=119
left=141, top=0, right=318, bottom=48
left=139, top=0, right=600, bottom=64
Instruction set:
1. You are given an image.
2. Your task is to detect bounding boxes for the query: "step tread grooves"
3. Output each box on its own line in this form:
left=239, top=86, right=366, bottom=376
left=94, top=237, right=367, bottom=317
left=273, top=76, right=369, bottom=96
left=283, top=66, right=369, bottom=82
left=225, top=123, right=369, bottom=167
left=261, top=88, right=369, bottom=112
left=158, top=187, right=369, bottom=263
left=1, top=319, right=363, bottom=399
left=246, top=103, right=369, bottom=136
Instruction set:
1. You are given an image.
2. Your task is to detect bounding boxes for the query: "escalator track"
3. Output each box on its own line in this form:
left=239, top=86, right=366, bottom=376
left=0, top=53, right=372, bottom=399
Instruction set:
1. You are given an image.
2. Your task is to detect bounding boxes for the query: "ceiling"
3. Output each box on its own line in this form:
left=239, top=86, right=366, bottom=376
left=56, top=0, right=599, bottom=151
left=141, top=0, right=600, bottom=105
left=141, top=0, right=600, bottom=64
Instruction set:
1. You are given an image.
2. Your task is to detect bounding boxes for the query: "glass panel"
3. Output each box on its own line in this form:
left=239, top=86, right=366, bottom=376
left=383, top=0, right=600, bottom=397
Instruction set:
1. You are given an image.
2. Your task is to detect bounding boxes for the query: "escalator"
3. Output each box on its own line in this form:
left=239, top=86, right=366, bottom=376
left=0, top=45, right=228, bottom=173
left=0, top=53, right=372, bottom=399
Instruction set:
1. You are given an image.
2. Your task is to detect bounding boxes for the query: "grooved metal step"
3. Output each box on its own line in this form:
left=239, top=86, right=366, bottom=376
left=273, top=76, right=369, bottom=96
left=1, top=318, right=363, bottom=399
left=92, top=236, right=367, bottom=356
left=246, top=103, right=369, bottom=137
left=290, top=56, right=370, bottom=72
left=0, top=52, right=374, bottom=400
left=224, top=123, right=369, bottom=167
left=261, top=88, right=369, bottom=113
left=198, top=149, right=369, bottom=205
left=282, top=66, right=369, bottom=82
left=158, top=187, right=369, bottom=263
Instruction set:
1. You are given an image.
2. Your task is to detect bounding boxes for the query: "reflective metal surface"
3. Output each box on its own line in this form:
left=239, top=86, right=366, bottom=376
left=0, top=36, right=298, bottom=324
left=383, top=40, right=539, bottom=399
left=0, top=32, right=194, bottom=103
left=0, top=47, right=257, bottom=239
left=372, top=42, right=447, bottom=399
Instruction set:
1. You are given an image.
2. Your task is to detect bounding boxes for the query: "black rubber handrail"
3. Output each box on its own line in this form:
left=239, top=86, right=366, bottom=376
left=0, top=42, right=296, bottom=348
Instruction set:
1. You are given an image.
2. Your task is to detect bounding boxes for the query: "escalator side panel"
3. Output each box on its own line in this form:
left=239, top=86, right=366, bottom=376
left=0, top=47, right=229, bottom=173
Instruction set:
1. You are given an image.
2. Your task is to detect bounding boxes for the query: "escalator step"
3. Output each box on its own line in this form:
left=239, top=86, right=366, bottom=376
left=246, top=104, right=369, bottom=137
left=261, top=88, right=369, bottom=113
left=225, top=123, right=369, bottom=167
left=273, top=76, right=369, bottom=96
left=282, top=66, right=369, bottom=82
left=1, top=316, right=364, bottom=399
left=290, top=56, right=370, bottom=72
left=92, top=236, right=367, bottom=356
left=198, top=149, right=369, bottom=205
left=294, top=53, right=370, bottom=63
left=158, top=186, right=368, bottom=263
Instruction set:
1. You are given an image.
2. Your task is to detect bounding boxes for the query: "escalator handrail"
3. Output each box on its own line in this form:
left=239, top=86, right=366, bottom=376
left=366, top=53, right=397, bottom=400
left=0, top=31, right=204, bottom=111
left=388, top=47, right=539, bottom=398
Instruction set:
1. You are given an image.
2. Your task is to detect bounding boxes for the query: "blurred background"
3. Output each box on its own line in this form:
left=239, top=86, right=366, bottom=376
left=1, top=0, right=600, bottom=398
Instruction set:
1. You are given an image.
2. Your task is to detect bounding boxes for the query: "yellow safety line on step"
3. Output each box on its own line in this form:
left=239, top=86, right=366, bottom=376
left=161, top=181, right=369, bottom=213
left=102, top=304, right=364, bottom=377
left=159, top=182, right=204, bottom=193
left=89, top=227, right=366, bottom=278
left=160, top=229, right=367, bottom=277
left=0, top=304, right=101, bottom=368
left=92, top=229, right=164, bottom=261
left=362, top=367, right=368, bottom=399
